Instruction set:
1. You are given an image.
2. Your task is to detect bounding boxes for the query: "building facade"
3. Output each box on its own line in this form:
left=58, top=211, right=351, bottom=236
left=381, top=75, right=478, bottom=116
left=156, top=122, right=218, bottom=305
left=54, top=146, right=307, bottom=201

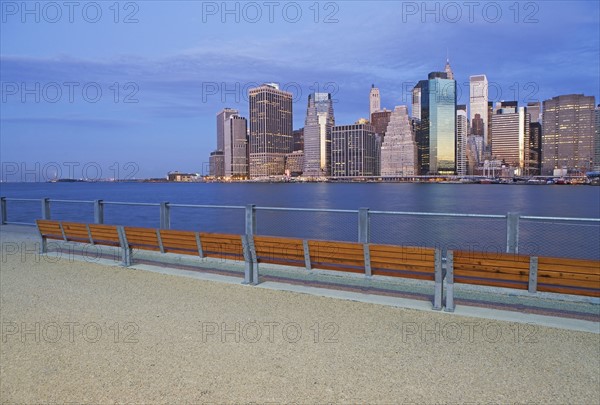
left=303, top=93, right=334, bottom=177
left=285, top=151, right=304, bottom=176
left=380, top=106, right=417, bottom=176
left=491, top=105, right=532, bottom=176
left=595, top=105, right=600, bottom=171
left=456, top=105, right=468, bottom=176
left=470, top=75, right=488, bottom=149
left=370, top=109, right=392, bottom=137
left=209, top=151, right=224, bottom=178
left=414, top=72, right=457, bottom=175
left=223, top=115, right=249, bottom=178
left=293, top=128, right=304, bottom=152
left=542, top=94, right=596, bottom=175
left=369, top=85, right=380, bottom=117
left=248, top=84, right=293, bottom=178
left=331, top=123, right=379, bottom=177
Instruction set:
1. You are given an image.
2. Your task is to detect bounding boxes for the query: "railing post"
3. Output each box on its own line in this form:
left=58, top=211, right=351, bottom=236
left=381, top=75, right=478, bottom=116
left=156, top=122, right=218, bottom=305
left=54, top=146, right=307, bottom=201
left=358, top=207, right=370, bottom=243
left=506, top=212, right=520, bottom=254
left=160, top=202, right=170, bottom=229
left=528, top=256, right=538, bottom=293
left=244, top=204, right=258, bottom=285
left=94, top=199, right=104, bottom=224
left=42, top=198, right=51, bottom=220
left=0, top=197, right=7, bottom=225
left=433, top=249, right=443, bottom=310
left=444, top=250, right=455, bottom=312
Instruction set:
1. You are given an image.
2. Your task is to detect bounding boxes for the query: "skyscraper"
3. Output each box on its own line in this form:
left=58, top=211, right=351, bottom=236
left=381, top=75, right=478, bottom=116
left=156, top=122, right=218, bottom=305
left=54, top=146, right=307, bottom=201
left=444, top=58, right=454, bottom=80
left=331, top=122, right=379, bottom=177
left=470, top=75, right=488, bottom=148
left=210, top=108, right=239, bottom=177
left=456, top=105, right=468, bottom=176
left=527, top=101, right=541, bottom=123
left=595, top=105, right=600, bottom=171
left=370, top=109, right=392, bottom=137
left=303, top=93, right=335, bottom=177
left=216, top=108, right=238, bottom=151
left=411, top=84, right=422, bottom=120
left=491, top=104, right=532, bottom=176
left=223, top=114, right=249, bottom=178
left=542, top=94, right=596, bottom=175
left=380, top=106, right=417, bottom=176
left=293, top=128, right=304, bottom=152
left=248, top=83, right=293, bottom=178
left=430, top=71, right=457, bottom=175
left=369, top=85, right=381, bottom=117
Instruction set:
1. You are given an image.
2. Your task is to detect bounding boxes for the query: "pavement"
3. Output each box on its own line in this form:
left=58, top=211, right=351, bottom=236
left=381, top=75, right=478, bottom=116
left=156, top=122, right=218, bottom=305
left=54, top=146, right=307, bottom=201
left=1, top=224, right=599, bottom=403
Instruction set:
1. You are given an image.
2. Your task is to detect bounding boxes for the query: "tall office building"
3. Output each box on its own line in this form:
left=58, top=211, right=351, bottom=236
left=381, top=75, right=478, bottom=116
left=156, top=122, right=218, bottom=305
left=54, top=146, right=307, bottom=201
left=456, top=105, right=468, bottom=176
left=371, top=109, right=392, bottom=136
left=369, top=85, right=381, bottom=117
left=210, top=108, right=239, bottom=177
left=542, top=94, right=596, bottom=175
left=527, top=102, right=541, bottom=123
left=413, top=71, right=457, bottom=175
left=331, top=122, right=379, bottom=177
left=380, top=106, right=417, bottom=176
left=216, top=108, right=238, bottom=151
left=470, top=75, right=488, bottom=148
left=248, top=83, right=293, bottom=178
left=595, top=105, right=600, bottom=171
left=223, top=114, right=249, bottom=178
left=491, top=104, right=532, bottom=175
left=303, top=93, right=335, bottom=177
left=411, top=84, right=422, bottom=120
left=444, top=58, right=454, bottom=80
left=209, top=151, right=224, bottom=178
left=293, top=128, right=304, bottom=152
left=529, top=120, right=542, bottom=175
left=466, top=135, right=484, bottom=174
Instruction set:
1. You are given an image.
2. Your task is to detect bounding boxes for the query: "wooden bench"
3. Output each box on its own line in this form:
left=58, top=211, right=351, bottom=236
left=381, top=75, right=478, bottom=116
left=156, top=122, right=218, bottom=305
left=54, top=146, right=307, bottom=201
left=159, top=229, right=201, bottom=256
left=62, top=221, right=92, bottom=243
left=37, top=220, right=122, bottom=255
left=307, top=240, right=365, bottom=273
left=253, top=235, right=306, bottom=267
left=198, top=232, right=246, bottom=262
left=449, top=250, right=531, bottom=290
left=536, top=256, right=600, bottom=297
left=368, top=244, right=438, bottom=281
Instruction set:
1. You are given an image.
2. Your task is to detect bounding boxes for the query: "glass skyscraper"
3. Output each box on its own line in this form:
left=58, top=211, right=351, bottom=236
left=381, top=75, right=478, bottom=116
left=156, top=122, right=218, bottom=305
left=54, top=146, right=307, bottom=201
left=429, top=73, right=457, bottom=174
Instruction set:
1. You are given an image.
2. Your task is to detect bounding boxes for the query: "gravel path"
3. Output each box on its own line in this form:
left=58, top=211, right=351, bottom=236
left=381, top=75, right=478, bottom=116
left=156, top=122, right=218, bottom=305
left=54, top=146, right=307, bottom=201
left=1, top=231, right=599, bottom=403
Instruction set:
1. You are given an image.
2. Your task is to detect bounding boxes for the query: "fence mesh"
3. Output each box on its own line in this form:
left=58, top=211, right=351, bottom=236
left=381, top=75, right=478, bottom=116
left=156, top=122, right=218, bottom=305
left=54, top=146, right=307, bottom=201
left=370, top=213, right=508, bottom=254
left=519, top=218, right=600, bottom=260
left=255, top=209, right=358, bottom=241
left=5, top=200, right=40, bottom=224
left=170, top=207, right=245, bottom=234
left=49, top=202, right=94, bottom=223
left=103, top=204, right=160, bottom=228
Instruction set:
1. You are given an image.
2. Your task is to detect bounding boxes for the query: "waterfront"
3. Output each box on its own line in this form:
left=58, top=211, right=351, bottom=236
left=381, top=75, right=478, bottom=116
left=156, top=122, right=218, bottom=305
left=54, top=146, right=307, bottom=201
left=2, top=182, right=599, bottom=260
left=2, top=182, right=598, bottom=216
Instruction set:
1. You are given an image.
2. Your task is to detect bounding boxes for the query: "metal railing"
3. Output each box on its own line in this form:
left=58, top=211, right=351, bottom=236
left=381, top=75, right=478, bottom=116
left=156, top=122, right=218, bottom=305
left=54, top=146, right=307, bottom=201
left=1, top=196, right=599, bottom=259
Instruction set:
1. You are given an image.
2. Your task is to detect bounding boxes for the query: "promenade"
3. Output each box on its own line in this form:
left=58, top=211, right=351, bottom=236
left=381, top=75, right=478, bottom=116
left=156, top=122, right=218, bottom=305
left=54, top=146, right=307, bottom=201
left=1, top=225, right=599, bottom=404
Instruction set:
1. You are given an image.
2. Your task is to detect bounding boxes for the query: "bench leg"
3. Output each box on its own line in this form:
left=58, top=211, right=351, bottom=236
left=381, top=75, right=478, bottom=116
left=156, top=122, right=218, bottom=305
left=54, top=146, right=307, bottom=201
left=40, top=236, right=47, bottom=254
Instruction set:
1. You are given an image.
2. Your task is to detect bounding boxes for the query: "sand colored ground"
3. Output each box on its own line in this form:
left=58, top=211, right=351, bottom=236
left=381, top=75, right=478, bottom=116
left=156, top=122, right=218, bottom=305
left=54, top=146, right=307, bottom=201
left=1, top=231, right=599, bottom=404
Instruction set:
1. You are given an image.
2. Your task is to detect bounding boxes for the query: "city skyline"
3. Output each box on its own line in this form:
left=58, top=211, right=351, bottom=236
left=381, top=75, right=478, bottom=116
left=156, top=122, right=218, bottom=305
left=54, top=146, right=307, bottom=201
left=1, top=1, right=599, bottom=178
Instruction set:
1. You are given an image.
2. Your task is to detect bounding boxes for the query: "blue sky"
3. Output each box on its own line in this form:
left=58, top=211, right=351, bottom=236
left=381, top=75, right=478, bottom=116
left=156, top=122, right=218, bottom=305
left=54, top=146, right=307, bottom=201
left=1, top=0, right=599, bottom=179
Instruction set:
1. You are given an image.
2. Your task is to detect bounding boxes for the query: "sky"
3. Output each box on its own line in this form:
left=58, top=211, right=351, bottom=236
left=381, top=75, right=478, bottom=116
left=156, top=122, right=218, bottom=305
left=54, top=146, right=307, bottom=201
left=1, top=0, right=599, bottom=180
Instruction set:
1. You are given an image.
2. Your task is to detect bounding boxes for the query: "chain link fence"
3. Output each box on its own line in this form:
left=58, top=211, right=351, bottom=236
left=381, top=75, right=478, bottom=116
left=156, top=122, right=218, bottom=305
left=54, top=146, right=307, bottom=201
left=170, top=205, right=245, bottom=234
left=255, top=208, right=358, bottom=241
left=519, top=216, right=600, bottom=260
left=369, top=212, right=507, bottom=255
left=2, top=197, right=599, bottom=261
